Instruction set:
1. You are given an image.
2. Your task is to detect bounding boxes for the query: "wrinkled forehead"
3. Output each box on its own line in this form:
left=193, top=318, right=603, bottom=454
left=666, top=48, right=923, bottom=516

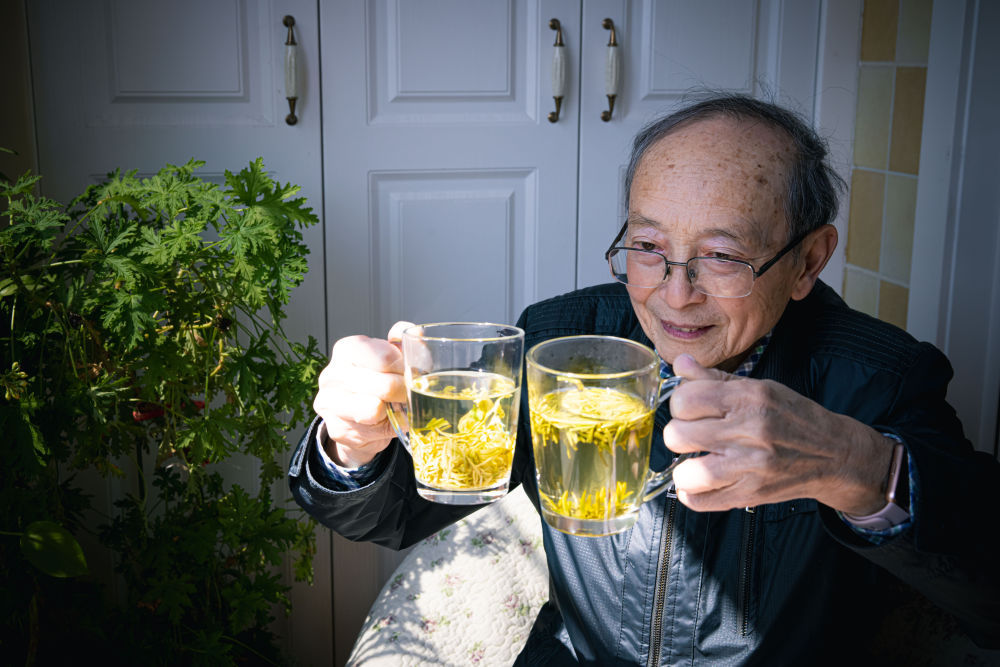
left=629, top=116, right=794, bottom=238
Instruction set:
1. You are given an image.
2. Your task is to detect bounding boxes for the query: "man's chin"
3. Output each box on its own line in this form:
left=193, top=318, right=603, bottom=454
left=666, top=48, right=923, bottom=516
left=649, top=341, right=717, bottom=369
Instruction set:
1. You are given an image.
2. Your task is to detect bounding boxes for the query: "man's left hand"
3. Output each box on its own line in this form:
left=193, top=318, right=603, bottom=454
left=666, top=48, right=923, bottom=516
left=664, top=354, right=893, bottom=515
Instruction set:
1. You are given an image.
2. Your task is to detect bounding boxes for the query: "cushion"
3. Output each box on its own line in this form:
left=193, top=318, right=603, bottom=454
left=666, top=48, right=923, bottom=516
left=347, top=485, right=548, bottom=665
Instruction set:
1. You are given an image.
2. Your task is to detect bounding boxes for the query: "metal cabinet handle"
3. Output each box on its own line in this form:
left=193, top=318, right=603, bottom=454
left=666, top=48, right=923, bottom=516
left=283, top=15, right=298, bottom=125
left=548, top=19, right=566, bottom=123
left=601, top=18, right=619, bottom=122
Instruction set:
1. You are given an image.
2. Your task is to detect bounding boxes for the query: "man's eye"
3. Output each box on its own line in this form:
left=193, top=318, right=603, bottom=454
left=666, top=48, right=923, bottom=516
left=708, top=251, right=738, bottom=261
left=632, top=241, right=658, bottom=251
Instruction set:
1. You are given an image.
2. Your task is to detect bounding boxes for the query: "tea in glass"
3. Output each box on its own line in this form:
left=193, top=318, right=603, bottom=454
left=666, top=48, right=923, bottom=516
left=409, top=370, right=518, bottom=493
left=385, top=322, right=524, bottom=505
left=527, top=335, right=673, bottom=536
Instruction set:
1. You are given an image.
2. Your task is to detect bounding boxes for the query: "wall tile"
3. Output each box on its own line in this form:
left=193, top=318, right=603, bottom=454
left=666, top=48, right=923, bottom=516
left=847, top=169, right=885, bottom=271
left=854, top=66, right=893, bottom=169
left=879, top=280, right=909, bottom=328
left=861, top=0, right=899, bottom=62
left=881, top=174, right=917, bottom=282
left=889, top=67, right=927, bottom=174
left=896, top=0, right=933, bottom=63
left=844, top=267, right=879, bottom=317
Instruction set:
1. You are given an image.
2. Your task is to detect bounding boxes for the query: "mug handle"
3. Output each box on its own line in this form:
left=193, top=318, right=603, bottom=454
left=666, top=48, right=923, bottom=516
left=642, top=375, right=702, bottom=502
left=383, top=321, right=418, bottom=455
left=385, top=402, right=412, bottom=454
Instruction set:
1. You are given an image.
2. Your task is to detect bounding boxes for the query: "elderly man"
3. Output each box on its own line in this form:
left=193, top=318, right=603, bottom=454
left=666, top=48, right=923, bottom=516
left=290, top=95, right=1000, bottom=663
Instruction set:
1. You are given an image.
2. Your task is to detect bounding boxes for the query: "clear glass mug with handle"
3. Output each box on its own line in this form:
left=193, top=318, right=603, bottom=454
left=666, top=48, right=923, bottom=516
left=385, top=322, right=525, bottom=505
left=527, top=335, right=685, bottom=536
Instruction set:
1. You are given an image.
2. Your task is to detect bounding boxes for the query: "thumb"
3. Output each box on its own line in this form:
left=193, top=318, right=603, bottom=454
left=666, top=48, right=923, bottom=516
left=672, top=353, right=734, bottom=382
left=387, top=320, right=417, bottom=358
left=387, top=320, right=417, bottom=344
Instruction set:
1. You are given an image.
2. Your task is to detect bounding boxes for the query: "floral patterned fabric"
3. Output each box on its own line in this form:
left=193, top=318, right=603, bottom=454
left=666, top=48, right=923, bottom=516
left=347, top=486, right=548, bottom=666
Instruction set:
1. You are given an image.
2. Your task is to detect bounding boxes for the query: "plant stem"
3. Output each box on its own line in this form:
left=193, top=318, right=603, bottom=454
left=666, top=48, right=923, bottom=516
left=8, top=297, right=15, bottom=357
left=220, top=634, right=279, bottom=665
left=203, top=327, right=214, bottom=417
left=42, top=258, right=85, bottom=269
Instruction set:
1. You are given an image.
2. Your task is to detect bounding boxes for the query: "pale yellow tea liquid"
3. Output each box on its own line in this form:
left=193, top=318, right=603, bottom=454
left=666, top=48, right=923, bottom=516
left=409, top=370, right=518, bottom=492
left=531, top=386, right=654, bottom=524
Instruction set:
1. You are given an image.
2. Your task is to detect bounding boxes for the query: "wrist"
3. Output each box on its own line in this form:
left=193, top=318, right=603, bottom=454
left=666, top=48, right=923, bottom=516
left=843, top=440, right=910, bottom=529
left=332, top=442, right=380, bottom=469
left=824, top=417, right=895, bottom=515
left=319, top=425, right=387, bottom=469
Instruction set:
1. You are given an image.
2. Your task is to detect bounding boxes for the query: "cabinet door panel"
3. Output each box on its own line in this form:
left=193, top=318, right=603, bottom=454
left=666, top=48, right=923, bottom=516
left=644, top=0, right=757, bottom=94
left=370, top=169, right=537, bottom=332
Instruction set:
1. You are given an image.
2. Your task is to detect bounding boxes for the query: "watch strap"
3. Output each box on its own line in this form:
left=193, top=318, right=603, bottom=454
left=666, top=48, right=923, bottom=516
left=843, top=442, right=910, bottom=531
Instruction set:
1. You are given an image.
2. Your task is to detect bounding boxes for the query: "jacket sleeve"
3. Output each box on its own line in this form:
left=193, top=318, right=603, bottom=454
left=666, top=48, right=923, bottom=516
left=288, top=416, right=481, bottom=550
left=818, top=343, right=1000, bottom=647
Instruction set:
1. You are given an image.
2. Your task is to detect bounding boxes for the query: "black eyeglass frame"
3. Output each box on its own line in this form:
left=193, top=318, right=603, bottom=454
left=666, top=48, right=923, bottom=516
left=603, top=229, right=811, bottom=297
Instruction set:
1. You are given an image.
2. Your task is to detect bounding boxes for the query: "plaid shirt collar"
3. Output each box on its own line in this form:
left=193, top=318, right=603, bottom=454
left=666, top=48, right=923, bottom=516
left=658, top=331, right=772, bottom=379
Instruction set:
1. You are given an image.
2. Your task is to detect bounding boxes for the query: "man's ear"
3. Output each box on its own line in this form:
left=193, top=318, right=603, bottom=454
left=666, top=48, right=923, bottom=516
left=791, top=224, right=838, bottom=301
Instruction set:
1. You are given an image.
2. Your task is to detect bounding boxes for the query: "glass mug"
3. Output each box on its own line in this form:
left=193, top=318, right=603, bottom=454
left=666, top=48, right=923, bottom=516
left=526, top=335, right=684, bottom=537
left=386, top=322, right=525, bottom=505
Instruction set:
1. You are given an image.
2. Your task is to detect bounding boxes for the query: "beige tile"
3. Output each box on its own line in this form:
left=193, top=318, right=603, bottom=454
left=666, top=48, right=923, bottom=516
left=879, top=280, right=909, bottom=328
left=846, top=169, right=884, bottom=271
left=881, top=174, right=917, bottom=282
left=889, top=67, right=927, bottom=174
left=861, top=0, right=900, bottom=62
left=844, top=267, right=879, bottom=317
left=853, top=66, right=893, bottom=169
left=896, top=0, right=933, bottom=63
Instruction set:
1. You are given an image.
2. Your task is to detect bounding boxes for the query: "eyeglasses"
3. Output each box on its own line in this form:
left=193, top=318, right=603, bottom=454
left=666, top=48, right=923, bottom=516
left=604, top=232, right=808, bottom=298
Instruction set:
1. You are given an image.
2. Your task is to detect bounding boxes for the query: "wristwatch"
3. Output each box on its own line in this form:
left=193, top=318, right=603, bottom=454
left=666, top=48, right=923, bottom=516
left=843, top=442, right=910, bottom=531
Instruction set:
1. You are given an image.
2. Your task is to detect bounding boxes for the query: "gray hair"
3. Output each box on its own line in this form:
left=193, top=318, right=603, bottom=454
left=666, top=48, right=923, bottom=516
left=617, top=94, right=846, bottom=246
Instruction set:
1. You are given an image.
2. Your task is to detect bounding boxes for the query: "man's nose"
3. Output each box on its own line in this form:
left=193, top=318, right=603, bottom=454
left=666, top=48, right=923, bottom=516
left=659, top=263, right=704, bottom=307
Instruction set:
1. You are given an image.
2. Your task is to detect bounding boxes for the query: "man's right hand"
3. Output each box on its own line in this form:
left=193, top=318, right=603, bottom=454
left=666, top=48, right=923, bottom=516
left=312, top=321, right=414, bottom=468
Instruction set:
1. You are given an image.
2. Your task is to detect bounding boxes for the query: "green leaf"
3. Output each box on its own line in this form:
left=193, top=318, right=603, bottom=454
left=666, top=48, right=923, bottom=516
left=100, top=289, right=160, bottom=350
left=30, top=420, right=49, bottom=465
left=0, top=170, right=42, bottom=196
left=0, top=277, right=17, bottom=298
left=225, top=158, right=318, bottom=229
left=2, top=191, right=68, bottom=253
left=1, top=405, right=48, bottom=468
left=20, top=520, right=89, bottom=578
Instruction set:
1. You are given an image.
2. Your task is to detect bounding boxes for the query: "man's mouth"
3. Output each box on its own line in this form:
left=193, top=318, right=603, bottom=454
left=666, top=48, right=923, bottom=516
left=661, top=321, right=711, bottom=340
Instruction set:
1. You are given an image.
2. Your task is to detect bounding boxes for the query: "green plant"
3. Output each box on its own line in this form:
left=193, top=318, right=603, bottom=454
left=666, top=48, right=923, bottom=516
left=1, top=159, right=325, bottom=665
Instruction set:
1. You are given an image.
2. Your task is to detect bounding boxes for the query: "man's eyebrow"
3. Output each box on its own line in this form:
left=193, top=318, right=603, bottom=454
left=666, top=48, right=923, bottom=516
left=626, top=217, right=766, bottom=248
left=704, top=226, right=756, bottom=245
left=624, top=216, right=661, bottom=230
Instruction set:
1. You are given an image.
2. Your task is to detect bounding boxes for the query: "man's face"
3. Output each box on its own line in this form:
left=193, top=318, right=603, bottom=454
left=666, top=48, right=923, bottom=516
left=625, top=116, right=806, bottom=372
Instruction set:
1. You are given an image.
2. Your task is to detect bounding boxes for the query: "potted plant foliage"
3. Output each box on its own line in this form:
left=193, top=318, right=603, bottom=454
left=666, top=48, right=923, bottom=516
left=1, top=158, right=324, bottom=665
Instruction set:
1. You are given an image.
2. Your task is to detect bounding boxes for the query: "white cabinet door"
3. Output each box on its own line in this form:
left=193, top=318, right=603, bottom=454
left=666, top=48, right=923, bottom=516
left=575, top=0, right=823, bottom=288
left=321, top=0, right=581, bottom=343
left=319, top=2, right=580, bottom=659
left=26, top=2, right=331, bottom=664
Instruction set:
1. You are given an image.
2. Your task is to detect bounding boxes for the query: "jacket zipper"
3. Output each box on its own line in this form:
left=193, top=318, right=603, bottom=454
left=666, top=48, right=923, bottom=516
left=738, top=507, right=757, bottom=637
left=647, top=497, right=677, bottom=666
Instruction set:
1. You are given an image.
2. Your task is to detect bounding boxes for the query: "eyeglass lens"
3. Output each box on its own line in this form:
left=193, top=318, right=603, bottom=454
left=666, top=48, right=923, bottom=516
left=608, top=249, right=754, bottom=297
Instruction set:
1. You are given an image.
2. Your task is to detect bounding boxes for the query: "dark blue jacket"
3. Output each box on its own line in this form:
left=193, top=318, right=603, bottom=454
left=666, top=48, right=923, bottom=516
left=289, top=281, right=1000, bottom=664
